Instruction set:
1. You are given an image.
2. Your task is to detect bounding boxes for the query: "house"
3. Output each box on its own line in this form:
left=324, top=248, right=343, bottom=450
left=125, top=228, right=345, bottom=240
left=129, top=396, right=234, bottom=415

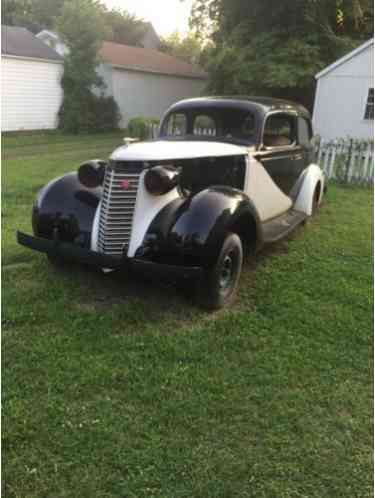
left=1, top=25, right=64, bottom=131
left=313, top=39, right=374, bottom=141
left=37, top=22, right=161, bottom=52
left=1, top=25, right=207, bottom=132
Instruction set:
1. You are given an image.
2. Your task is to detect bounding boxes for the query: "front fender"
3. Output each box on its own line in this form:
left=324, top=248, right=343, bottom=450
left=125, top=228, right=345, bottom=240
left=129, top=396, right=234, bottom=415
left=293, top=164, right=325, bottom=216
left=143, top=186, right=262, bottom=267
left=33, top=172, right=101, bottom=248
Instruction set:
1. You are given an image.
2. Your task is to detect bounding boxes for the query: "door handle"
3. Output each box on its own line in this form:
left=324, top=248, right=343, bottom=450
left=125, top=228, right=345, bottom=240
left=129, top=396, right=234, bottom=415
left=292, top=154, right=303, bottom=161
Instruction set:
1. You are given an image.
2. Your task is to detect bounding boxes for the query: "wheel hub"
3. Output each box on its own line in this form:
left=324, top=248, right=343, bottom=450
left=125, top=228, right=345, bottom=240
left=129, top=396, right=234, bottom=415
left=219, top=254, right=234, bottom=290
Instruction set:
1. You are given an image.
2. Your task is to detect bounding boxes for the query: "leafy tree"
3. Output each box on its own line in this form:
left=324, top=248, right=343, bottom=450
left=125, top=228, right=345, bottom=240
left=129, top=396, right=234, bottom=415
left=2, top=0, right=64, bottom=32
left=189, top=0, right=373, bottom=109
left=2, top=0, right=148, bottom=46
left=56, top=0, right=120, bottom=133
left=100, top=7, right=148, bottom=46
left=160, top=31, right=204, bottom=65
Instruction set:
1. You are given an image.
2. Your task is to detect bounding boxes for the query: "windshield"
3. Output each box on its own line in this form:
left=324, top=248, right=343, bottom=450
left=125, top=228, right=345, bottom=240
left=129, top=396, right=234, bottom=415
left=160, top=107, right=257, bottom=145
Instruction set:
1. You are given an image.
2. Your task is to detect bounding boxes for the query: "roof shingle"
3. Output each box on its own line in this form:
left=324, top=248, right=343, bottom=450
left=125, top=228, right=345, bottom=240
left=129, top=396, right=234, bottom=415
left=2, top=25, right=62, bottom=61
left=99, top=41, right=207, bottom=80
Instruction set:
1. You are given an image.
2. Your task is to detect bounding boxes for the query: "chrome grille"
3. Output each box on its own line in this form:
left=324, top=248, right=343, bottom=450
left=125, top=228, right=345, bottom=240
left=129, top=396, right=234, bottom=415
left=97, top=164, right=141, bottom=257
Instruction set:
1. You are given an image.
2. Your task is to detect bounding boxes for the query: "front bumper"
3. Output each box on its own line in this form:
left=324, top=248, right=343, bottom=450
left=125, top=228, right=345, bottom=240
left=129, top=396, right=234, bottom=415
left=17, top=231, right=203, bottom=280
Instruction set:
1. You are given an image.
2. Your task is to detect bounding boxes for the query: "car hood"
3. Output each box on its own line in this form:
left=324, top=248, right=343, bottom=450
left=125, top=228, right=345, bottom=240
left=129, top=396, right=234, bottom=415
left=110, top=140, right=249, bottom=162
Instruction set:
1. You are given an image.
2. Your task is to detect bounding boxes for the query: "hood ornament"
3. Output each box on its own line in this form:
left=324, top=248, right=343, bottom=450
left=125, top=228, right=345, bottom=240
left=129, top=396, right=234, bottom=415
left=123, top=137, right=139, bottom=147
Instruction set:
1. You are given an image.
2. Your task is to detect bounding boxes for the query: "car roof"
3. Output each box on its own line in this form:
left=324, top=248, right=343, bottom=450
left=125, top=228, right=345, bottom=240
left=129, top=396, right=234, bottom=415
left=167, top=96, right=311, bottom=120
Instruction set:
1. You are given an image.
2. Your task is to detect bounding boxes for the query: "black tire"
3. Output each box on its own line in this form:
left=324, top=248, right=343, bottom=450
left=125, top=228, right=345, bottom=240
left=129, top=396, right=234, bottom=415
left=199, top=232, right=243, bottom=310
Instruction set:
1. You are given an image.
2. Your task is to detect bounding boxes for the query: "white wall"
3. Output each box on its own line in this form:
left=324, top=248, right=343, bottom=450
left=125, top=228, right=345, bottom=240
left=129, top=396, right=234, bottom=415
left=111, top=68, right=206, bottom=127
left=313, top=43, right=374, bottom=141
left=1, top=56, right=63, bottom=131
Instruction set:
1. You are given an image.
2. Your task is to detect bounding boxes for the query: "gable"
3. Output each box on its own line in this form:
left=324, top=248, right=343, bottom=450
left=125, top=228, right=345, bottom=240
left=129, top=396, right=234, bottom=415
left=316, top=39, right=373, bottom=79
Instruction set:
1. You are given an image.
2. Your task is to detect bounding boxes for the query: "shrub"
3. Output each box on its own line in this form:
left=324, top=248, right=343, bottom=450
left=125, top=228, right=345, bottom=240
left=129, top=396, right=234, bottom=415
left=58, top=93, right=121, bottom=133
left=127, top=117, right=160, bottom=140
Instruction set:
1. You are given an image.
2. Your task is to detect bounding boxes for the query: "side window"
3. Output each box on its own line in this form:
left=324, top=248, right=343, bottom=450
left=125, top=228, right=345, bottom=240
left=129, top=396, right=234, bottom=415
left=263, top=114, right=296, bottom=147
left=364, top=88, right=374, bottom=120
left=193, top=115, right=216, bottom=136
left=166, top=113, right=187, bottom=136
left=297, top=117, right=312, bottom=147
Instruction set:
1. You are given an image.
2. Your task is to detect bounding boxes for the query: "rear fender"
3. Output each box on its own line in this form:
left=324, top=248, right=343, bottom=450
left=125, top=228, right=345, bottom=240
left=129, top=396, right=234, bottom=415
left=33, top=172, right=101, bottom=248
left=293, top=164, right=325, bottom=216
left=143, top=186, right=262, bottom=267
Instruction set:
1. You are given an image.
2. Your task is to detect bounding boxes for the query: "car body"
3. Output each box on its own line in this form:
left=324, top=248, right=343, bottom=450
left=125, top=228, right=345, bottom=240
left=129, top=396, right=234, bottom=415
left=17, top=96, right=325, bottom=308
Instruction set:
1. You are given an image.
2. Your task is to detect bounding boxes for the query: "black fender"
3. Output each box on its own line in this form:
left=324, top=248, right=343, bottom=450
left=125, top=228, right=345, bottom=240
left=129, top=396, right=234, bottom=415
left=32, top=172, right=102, bottom=249
left=142, top=186, right=263, bottom=267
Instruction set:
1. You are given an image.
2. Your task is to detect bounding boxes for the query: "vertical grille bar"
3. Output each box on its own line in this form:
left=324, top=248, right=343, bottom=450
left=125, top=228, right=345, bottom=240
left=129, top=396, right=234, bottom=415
left=97, top=163, right=141, bottom=257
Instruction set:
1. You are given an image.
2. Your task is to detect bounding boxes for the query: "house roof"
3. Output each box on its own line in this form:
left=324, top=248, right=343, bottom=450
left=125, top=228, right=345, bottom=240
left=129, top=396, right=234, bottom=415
left=315, top=38, right=373, bottom=79
left=99, top=41, right=207, bottom=80
left=1, top=25, right=62, bottom=61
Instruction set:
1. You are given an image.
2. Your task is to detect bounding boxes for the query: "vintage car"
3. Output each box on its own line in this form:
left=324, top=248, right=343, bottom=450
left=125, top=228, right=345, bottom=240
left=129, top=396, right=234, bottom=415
left=17, top=97, right=325, bottom=309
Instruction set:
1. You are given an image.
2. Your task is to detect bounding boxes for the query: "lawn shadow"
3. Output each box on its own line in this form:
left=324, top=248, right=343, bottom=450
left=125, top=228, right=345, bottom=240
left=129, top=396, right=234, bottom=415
left=61, top=224, right=309, bottom=330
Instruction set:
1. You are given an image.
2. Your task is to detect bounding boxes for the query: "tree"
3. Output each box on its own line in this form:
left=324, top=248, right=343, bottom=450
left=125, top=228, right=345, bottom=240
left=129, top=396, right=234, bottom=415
left=2, top=0, right=64, bottom=33
left=2, top=0, right=148, bottom=45
left=189, top=0, right=374, bottom=109
left=101, top=7, right=148, bottom=46
left=160, top=31, right=204, bottom=65
left=56, top=0, right=120, bottom=133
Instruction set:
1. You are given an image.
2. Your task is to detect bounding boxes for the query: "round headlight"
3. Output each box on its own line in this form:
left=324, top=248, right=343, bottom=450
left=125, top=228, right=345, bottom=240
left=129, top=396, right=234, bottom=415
left=78, top=160, right=106, bottom=188
left=144, top=166, right=179, bottom=195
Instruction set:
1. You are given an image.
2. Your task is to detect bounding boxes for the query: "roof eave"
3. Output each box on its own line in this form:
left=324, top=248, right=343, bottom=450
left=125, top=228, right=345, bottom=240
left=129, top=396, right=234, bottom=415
left=1, top=53, right=63, bottom=63
left=109, top=62, right=207, bottom=80
left=315, top=38, right=374, bottom=79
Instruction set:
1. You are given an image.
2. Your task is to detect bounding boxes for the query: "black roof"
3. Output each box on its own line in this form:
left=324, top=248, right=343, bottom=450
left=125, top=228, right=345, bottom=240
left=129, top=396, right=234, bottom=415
left=168, top=96, right=311, bottom=119
left=1, top=25, right=62, bottom=61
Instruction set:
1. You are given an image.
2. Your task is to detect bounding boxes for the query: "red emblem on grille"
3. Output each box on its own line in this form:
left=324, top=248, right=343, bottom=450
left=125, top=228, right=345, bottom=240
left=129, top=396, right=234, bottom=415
left=120, top=179, right=130, bottom=190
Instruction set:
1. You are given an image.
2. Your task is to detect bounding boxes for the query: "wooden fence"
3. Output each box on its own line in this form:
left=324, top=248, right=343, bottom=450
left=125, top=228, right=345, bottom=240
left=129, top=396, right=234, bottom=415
left=316, top=138, right=373, bottom=185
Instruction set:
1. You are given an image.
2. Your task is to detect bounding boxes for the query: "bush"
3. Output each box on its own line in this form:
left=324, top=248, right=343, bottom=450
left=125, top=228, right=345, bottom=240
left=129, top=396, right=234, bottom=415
left=127, top=117, right=160, bottom=140
left=58, top=92, right=121, bottom=133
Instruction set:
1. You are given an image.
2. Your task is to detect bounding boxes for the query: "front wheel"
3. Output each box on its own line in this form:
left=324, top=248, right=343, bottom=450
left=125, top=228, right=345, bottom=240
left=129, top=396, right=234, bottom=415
left=199, top=232, right=243, bottom=310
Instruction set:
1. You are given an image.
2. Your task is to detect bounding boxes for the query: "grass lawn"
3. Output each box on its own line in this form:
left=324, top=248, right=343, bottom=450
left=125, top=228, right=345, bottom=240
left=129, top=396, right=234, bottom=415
left=2, top=133, right=373, bottom=498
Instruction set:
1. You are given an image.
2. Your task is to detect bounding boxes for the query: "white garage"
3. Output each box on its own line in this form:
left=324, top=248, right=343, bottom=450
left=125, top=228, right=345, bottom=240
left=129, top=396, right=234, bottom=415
left=2, top=26, right=207, bottom=132
left=1, top=26, right=63, bottom=132
left=313, top=38, right=374, bottom=141
left=99, top=41, right=208, bottom=127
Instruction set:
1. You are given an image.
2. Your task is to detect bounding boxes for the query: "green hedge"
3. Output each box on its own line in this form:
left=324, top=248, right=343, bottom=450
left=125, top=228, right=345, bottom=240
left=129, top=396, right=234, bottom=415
left=127, top=117, right=160, bottom=140
left=58, top=93, right=121, bottom=134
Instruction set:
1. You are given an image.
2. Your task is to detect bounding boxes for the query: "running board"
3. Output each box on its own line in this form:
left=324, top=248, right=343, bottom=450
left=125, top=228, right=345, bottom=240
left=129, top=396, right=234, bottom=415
left=262, top=210, right=307, bottom=244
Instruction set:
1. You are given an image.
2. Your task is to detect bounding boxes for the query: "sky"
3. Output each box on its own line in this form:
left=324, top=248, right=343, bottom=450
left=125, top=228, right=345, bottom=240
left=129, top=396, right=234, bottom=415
left=102, top=0, right=194, bottom=37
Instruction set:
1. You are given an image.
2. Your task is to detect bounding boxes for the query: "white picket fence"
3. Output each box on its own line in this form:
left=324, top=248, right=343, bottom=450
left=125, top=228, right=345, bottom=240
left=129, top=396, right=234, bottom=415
left=316, top=138, right=374, bottom=185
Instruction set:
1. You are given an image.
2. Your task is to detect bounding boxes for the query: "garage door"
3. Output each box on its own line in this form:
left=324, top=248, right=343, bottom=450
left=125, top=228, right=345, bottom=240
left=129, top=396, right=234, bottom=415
left=1, top=56, right=63, bottom=131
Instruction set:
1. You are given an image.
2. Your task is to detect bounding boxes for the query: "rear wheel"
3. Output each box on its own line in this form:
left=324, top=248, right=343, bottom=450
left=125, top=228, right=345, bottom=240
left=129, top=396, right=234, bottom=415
left=199, top=232, right=243, bottom=310
left=311, top=183, right=321, bottom=216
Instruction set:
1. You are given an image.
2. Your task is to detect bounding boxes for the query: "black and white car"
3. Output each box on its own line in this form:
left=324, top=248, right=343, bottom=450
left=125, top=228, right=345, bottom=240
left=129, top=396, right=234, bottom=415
left=17, top=97, right=325, bottom=309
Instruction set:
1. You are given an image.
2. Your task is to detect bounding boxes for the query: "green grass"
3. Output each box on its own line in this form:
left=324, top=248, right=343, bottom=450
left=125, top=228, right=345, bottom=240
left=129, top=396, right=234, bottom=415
left=2, top=133, right=373, bottom=498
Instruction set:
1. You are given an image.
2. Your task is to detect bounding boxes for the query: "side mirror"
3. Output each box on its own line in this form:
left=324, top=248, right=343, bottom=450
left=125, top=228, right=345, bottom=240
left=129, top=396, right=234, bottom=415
left=311, top=135, right=321, bottom=148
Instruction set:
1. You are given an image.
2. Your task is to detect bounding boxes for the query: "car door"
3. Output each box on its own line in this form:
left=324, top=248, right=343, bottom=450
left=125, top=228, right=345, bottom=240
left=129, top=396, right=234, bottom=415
left=256, top=112, right=305, bottom=196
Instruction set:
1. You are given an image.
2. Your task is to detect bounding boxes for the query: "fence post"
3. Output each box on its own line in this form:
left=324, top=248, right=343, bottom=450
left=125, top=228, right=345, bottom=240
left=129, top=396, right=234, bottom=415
left=328, top=141, right=337, bottom=179
left=345, top=139, right=354, bottom=183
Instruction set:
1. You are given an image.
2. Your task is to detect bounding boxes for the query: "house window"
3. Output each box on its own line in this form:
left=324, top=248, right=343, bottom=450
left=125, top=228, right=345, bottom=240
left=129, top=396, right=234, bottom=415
left=364, top=88, right=374, bottom=120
